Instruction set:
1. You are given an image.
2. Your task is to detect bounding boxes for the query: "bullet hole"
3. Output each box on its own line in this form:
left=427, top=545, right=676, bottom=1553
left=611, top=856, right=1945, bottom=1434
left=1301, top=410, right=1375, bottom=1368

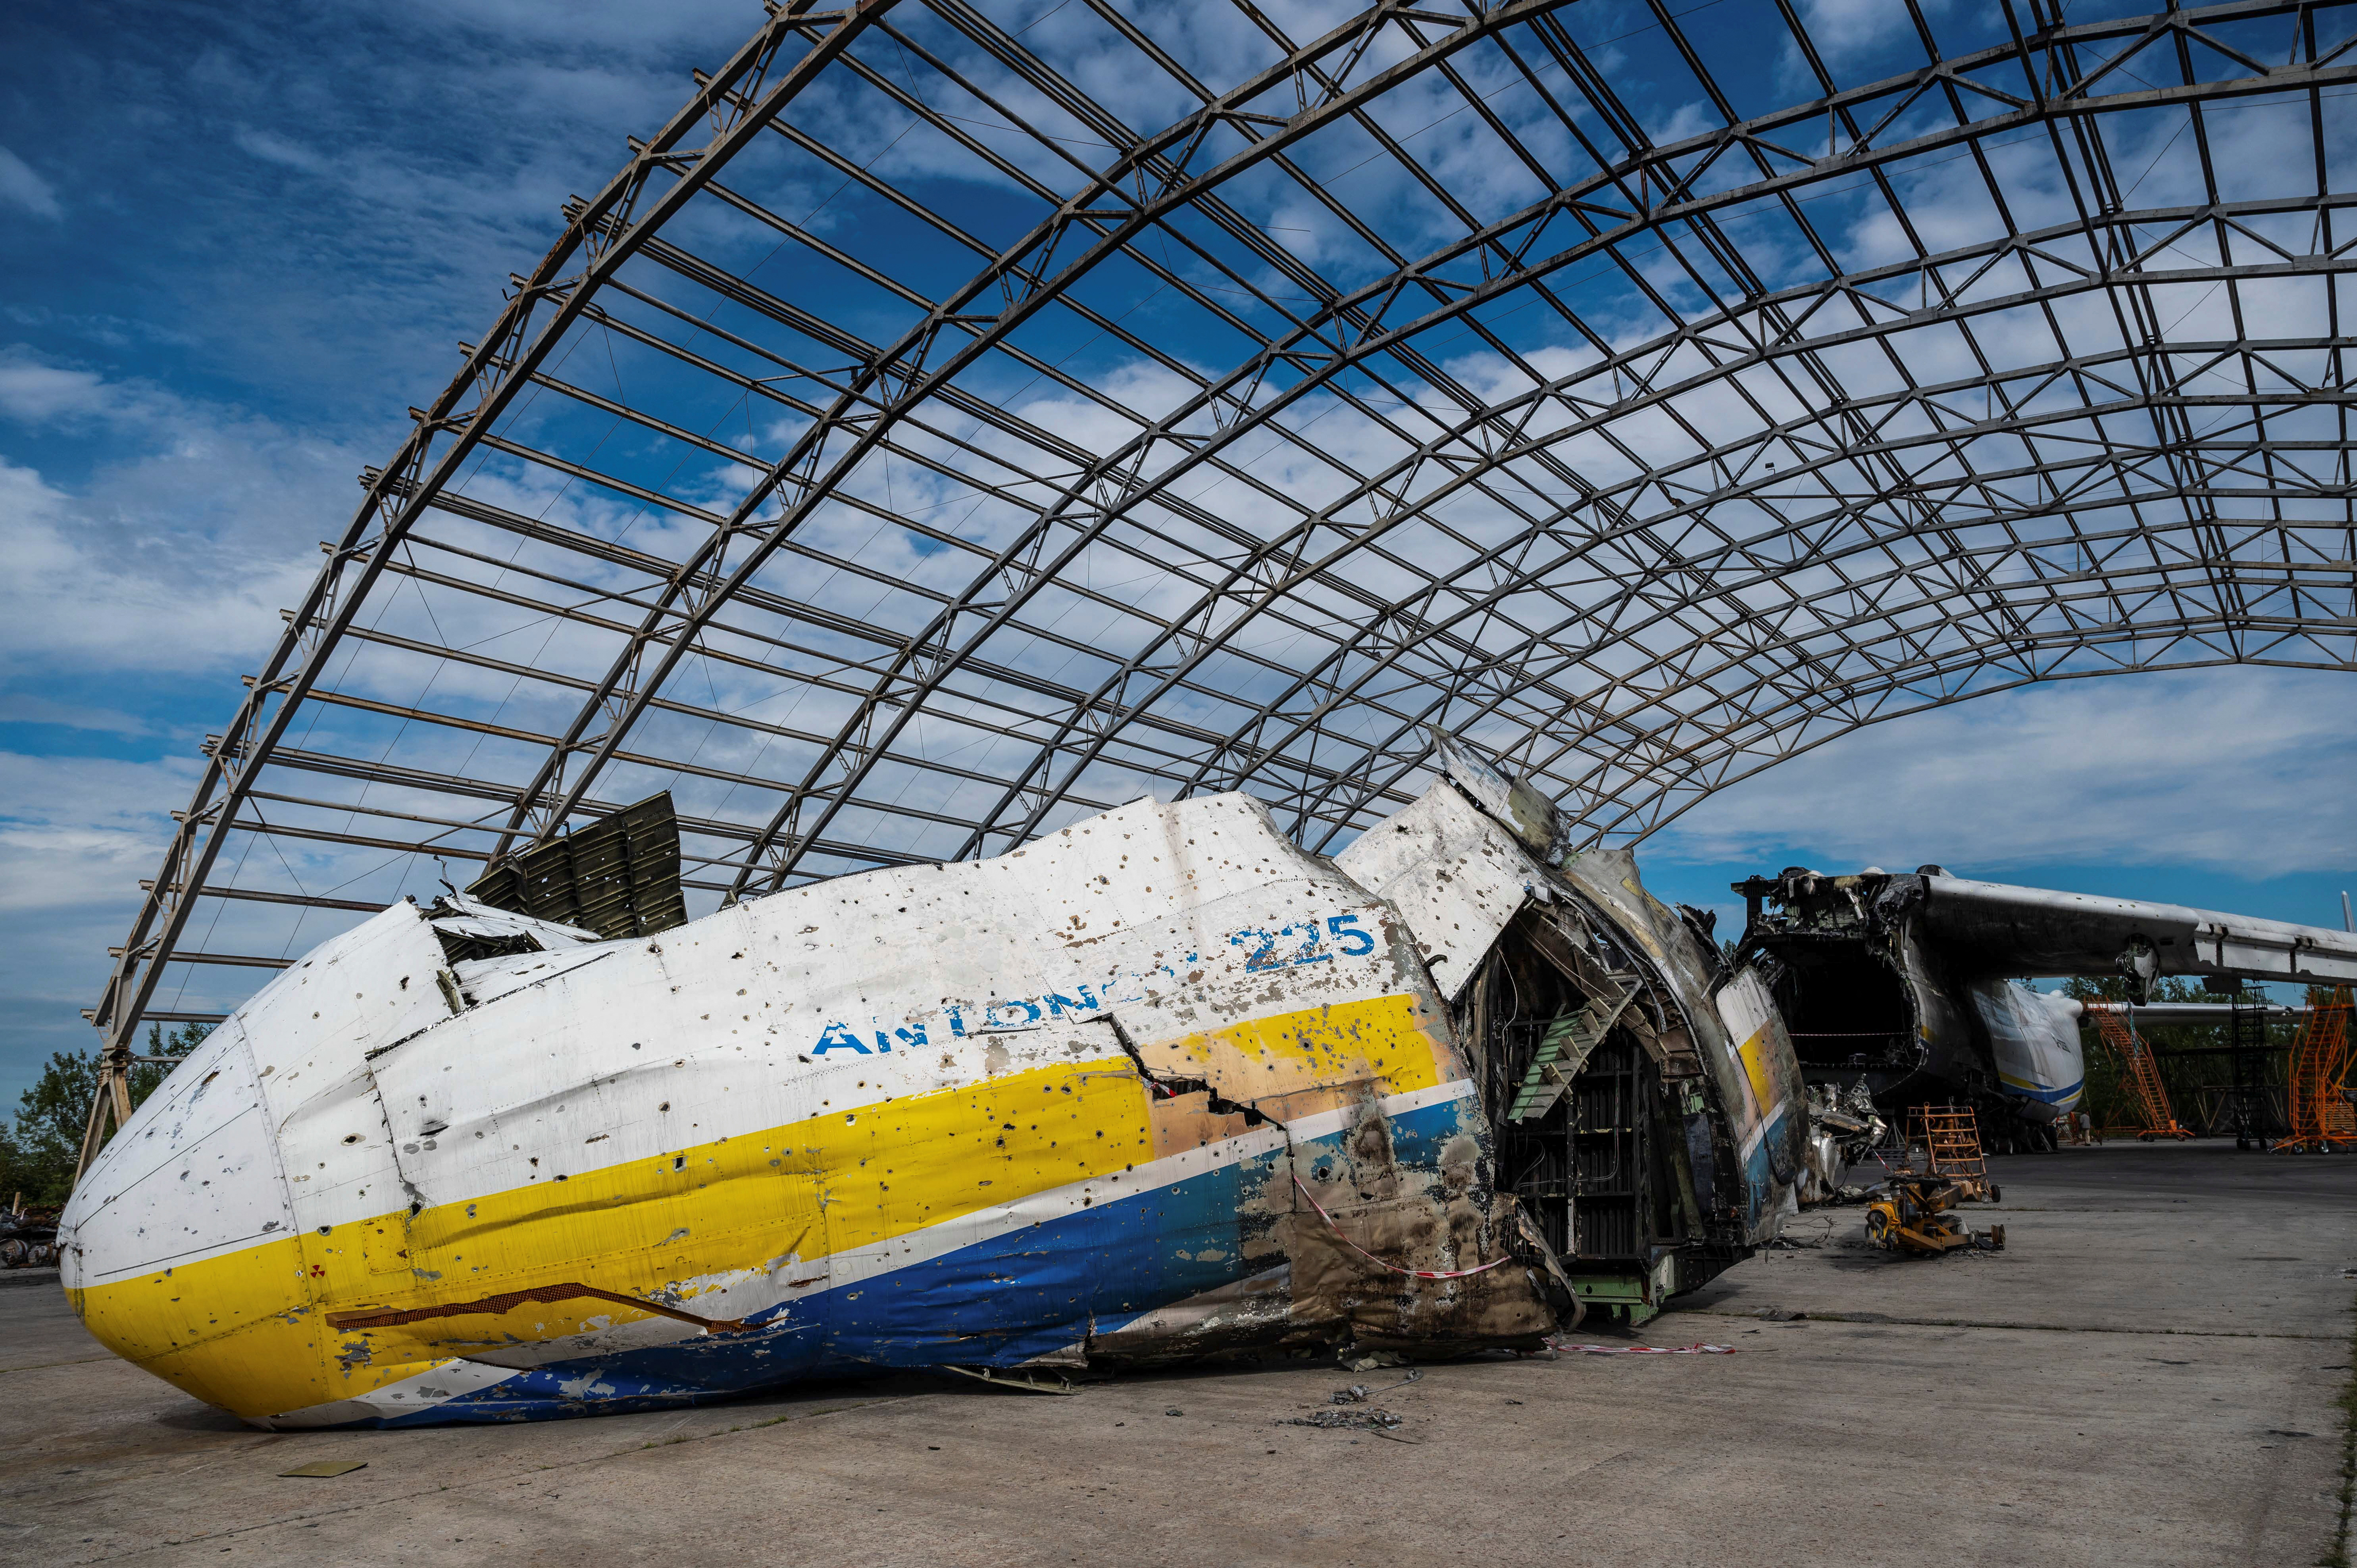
left=342, top=1134, right=361, bottom=1145
left=659, top=1102, right=671, bottom=1113
left=673, top=1156, right=686, bottom=1172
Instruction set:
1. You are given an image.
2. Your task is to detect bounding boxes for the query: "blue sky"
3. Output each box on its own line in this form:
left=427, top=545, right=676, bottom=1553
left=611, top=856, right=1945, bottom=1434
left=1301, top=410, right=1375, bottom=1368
left=2, top=0, right=2351, bottom=1109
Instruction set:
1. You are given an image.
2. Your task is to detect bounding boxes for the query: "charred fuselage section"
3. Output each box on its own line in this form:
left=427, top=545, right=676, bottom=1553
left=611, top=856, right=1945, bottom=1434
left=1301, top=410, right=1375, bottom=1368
left=1735, top=871, right=1949, bottom=1105
left=63, top=756, right=1812, bottom=1428
left=1340, top=765, right=1805, bottom=1328
left=1732, top=869, right=2059, bottom=1139
left=1455, top=905, right=1752, bottom=1325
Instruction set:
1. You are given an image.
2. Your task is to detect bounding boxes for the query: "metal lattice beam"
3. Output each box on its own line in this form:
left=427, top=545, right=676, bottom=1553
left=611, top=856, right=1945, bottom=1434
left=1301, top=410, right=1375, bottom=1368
left=87, top=0, right=2357, bottom=1076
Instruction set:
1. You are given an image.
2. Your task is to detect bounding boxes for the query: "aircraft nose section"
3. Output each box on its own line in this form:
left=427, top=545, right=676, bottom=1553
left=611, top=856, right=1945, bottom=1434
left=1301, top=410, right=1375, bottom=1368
left=60, top=1024, right=314, bottom=1420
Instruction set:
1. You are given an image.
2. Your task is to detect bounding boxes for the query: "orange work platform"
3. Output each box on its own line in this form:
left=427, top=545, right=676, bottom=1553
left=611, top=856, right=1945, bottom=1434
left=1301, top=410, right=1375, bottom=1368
left=2274, top=990, right=2354, bottom=1154
left=2085, top=1004, right=2196, bottom=1141
left=1908, top=1103, right=1998, bottom=1201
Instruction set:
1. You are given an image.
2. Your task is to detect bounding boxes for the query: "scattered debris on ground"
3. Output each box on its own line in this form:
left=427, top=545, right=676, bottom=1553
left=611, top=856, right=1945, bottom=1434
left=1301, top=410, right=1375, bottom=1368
left=1331, top=1370, right=1422, bottom=1404
left=1279, top=1408, right=1405, bottom=1431
left=933, top=1365, right=1084, bottom=1395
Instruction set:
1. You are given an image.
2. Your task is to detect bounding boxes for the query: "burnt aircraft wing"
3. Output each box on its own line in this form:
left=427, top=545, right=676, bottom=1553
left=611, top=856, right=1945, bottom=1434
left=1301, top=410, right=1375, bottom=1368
left=1910, top=875, right=2357, bottom=996
left=1732, top=866, right=2356, bottom=1131
left=1731, top=869, right=2078, bottom=1122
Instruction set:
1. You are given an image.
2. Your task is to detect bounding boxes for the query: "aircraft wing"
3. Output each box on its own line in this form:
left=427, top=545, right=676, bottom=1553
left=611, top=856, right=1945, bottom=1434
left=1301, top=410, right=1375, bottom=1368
left=2074, top=1000, right=2308, bottom=1027
left=1916, top=875, right=2357, bottom=989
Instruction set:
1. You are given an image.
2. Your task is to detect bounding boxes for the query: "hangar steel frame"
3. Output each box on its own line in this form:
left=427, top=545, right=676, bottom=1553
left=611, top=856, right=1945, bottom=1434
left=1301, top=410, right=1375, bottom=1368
left=87, top=0, right=2357, bottom=1110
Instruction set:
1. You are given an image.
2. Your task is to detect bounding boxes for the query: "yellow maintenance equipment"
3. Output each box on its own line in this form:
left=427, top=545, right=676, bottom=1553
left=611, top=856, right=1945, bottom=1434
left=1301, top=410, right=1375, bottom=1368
left=1863, top=1171, right=2006, bottom=1257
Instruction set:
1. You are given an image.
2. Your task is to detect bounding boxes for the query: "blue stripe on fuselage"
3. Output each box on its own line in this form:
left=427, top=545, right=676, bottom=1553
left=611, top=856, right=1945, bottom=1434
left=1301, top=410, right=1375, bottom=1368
left=364, top=1096, right=1473, bottom=1426
left=2001, top=1075, right=2084, bottom=1105
left=1739, top=1105, right=1794, bottom=1225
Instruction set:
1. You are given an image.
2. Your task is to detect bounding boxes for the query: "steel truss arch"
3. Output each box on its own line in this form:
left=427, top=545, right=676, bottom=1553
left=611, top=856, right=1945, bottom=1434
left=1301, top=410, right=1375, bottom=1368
left=89, top=0, right=2357, bottom=1074
left=969, top=297, right=2357, bottom=862
left=1171, top=323, right=2357, bottom=828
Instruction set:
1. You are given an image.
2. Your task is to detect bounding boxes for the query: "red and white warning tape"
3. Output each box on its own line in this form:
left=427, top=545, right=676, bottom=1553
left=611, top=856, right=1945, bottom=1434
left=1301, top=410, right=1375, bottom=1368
left=1292, top=1175, right=1516, bottom=1281
left=1551, top=1342, right=1736, bottom=1355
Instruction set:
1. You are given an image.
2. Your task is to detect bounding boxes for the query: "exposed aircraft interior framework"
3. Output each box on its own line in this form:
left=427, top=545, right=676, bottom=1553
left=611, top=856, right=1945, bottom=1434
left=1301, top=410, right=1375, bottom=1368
left=59, top=0, right=2357, bottom=1429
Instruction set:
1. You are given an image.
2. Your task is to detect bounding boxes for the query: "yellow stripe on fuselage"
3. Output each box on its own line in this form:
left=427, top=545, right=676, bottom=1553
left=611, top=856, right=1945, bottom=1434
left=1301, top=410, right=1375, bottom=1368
left=1139, top=991, right=1452, bottom=1107
left=71, top=993, right=1445, bottom=1420
left=1735, top=1026, right=1780, bottom=1120
left=69, top=1231, right=319, bottom=1416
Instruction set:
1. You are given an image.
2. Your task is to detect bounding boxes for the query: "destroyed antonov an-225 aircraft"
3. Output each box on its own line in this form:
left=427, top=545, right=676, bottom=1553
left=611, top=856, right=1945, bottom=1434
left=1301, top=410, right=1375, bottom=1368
left=61, top=741, right=1809, bottom=1427
left=1730, top=865, right=2357, bottom=1133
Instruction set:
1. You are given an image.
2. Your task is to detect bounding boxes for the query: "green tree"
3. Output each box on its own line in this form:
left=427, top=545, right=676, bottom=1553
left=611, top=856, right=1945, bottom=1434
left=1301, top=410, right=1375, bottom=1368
left=0, top=1024, right=208, bottom=1209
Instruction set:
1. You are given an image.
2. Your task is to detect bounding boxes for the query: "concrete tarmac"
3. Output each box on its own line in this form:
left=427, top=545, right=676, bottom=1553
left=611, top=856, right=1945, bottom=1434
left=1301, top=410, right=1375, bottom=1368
left=0, top=1142, right=2349, bottom=1567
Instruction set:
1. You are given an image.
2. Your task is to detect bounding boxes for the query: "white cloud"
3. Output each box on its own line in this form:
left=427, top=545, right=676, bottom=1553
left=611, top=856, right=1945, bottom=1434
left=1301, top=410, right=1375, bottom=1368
left=1797, top=0, right=1934, bottom=50
left=0, top=350, right=110, bottom=421
left=230, top=126, right=332, bottom=175
left=0, top=693, right=148, bottom=735
left=0, top=349, right=350, bottom=678
left=0, top=146, right=59, bottom=219
left=0, top=751, right=207, bottom=1102
left=1645, top=668, right=2357, bottom=881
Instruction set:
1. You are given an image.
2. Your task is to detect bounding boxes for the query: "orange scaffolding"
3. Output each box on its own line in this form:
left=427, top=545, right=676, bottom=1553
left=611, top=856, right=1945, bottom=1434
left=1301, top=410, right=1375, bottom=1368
left=2085, top=1003, right=2195, bottom=1140
left=2273, top=989, right=2354, bottom=1154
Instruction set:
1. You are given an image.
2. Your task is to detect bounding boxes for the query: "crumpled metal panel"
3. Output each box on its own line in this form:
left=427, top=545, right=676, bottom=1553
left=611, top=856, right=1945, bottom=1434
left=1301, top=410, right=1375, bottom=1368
left=466, top=792, right=687, bottom=941
left=1711, top=966, right=1807, bottom=1231
left=1335, top=780, right=1551, bottom=1002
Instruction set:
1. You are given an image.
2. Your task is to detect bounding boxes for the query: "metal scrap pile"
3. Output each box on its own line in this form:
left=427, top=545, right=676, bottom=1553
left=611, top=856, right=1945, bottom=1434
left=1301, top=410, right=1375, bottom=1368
left=1280, top=1407, right=1406, bottom=1431
left=1277, top=1373, right=1422, bottom=1431
left=1, top=1202, right=59, bottom=1269
left=1798, top=1081, right=1889, bottom=1204
left=1862, top=1173, right=2005, bottom=1257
